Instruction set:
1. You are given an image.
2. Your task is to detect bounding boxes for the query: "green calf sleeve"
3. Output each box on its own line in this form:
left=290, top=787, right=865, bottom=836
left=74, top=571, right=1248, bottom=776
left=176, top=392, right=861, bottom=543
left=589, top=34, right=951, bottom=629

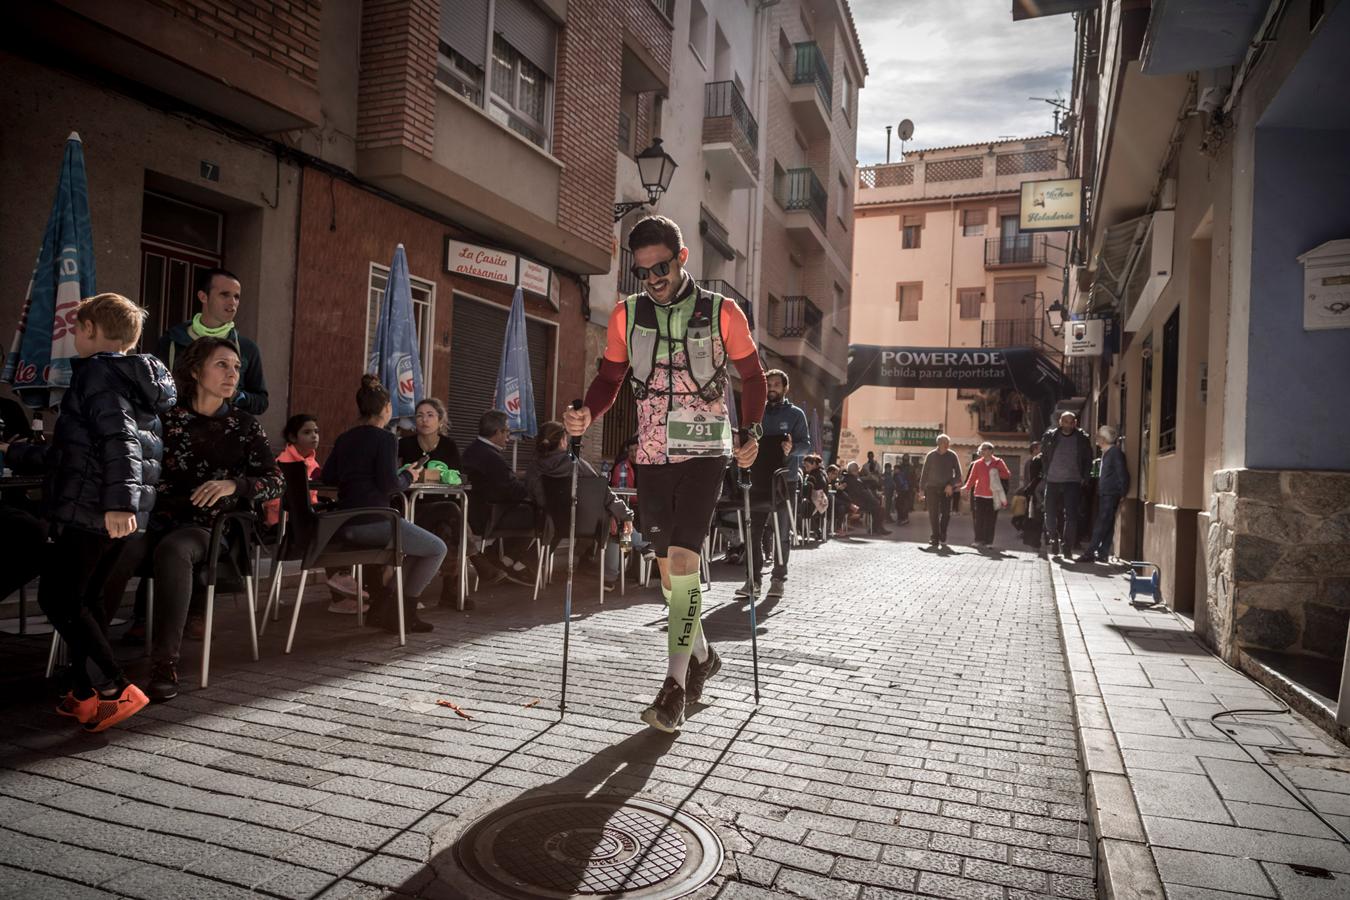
left=666, top=571, right=702, bottom=657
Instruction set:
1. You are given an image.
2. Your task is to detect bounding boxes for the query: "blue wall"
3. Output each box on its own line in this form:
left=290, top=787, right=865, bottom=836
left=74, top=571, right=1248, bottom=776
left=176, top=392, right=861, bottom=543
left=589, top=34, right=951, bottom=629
left=1246, top=127, right=1350, bottom=470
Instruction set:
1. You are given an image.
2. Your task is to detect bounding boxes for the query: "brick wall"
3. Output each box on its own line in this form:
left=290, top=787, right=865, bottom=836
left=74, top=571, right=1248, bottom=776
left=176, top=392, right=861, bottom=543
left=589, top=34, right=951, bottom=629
left=357, top=0, right=438, bottom=157
left=625, top=0, right=673, bottom=73
left=554, top=0, right=624, bottom=250
left=291, top=168, right=587, bottom=455
left=144, top=0, right=321, bottom=84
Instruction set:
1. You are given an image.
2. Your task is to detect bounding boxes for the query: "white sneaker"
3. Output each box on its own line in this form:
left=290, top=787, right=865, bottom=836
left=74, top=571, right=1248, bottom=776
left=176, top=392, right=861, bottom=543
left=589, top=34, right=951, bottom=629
left=325, top=574, right=368, bottom=600
left=327, top=597, right=370, bottom=615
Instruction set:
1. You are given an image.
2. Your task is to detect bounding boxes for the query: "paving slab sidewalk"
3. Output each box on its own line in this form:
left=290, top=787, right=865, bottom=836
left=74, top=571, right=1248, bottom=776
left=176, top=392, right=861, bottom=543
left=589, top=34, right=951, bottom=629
left=1053, top=560, right=1350, bottom=899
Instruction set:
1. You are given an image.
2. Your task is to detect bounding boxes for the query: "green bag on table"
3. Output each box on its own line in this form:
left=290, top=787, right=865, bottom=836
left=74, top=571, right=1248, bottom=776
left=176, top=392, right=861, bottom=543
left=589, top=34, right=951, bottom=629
left=425, top=460, right=462, bottom=485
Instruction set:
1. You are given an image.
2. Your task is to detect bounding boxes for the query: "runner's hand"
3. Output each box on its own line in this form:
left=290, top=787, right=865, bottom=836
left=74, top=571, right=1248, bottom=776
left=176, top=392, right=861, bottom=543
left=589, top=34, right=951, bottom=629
left=104, top=510, right=137, bottom=538
left=563, top=405, right=591, bottom=437
left=734, top=434, right=758, bottom=468
left=191, top=479, right=238, bottom=507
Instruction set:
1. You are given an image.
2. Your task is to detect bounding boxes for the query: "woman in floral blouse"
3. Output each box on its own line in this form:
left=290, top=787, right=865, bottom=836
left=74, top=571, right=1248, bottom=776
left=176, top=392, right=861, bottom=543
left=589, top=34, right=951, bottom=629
left=148, top=337, right=283, bottom=702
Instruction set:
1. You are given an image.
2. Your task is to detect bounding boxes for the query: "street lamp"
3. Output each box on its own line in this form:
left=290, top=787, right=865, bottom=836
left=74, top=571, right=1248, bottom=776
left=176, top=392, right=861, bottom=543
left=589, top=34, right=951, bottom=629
left=613, top=138, right=678, bottom=222
left=1045, top=300, right=1070, bottom=337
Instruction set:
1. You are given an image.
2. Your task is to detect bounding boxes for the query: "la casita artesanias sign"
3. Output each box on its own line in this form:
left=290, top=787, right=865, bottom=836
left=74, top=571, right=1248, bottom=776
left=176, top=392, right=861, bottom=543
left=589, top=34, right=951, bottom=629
left=845, top=345, right=1074, bottom=400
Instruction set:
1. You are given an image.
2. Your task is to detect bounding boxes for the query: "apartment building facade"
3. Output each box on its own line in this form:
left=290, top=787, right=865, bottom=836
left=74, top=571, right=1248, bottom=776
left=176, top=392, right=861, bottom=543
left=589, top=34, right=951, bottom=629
left=844, top=137, right=1074, bottom=485
left=587, top=0, right=867, bottom=457
left=0, top=0, right=660, bottom=470
left=1024, top=0, right=1350, bottom=735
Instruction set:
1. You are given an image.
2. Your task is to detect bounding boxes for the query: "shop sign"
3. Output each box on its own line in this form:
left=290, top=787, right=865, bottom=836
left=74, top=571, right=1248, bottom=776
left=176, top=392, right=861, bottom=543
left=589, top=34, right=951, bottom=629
left=1019, top=178, right=1083, bottom=232
left=1065, top=318, right=1104, bottom=356
left=519, top=257, right=552, bottom=302
left=873, top=426, right=941, bottom=446
left=446, top=238, right=516, bottom=285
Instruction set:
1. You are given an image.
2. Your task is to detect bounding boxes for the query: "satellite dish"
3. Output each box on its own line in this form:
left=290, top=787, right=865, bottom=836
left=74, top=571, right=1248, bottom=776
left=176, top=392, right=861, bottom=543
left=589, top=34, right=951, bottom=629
left=897, top=119, right=914, bottom=141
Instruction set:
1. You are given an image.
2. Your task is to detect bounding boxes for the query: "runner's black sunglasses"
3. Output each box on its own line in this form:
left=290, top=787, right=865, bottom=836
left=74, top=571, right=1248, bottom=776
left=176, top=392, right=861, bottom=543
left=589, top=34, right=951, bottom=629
left=630, top=254, right=678, bottom=283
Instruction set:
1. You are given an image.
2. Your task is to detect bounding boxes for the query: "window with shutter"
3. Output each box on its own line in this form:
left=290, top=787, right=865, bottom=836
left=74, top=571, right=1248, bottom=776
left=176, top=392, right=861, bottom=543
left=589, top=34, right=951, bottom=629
left=901, top=213, right=923, bottom=249
left=957, top=288, right=983, bottom=319
left=896, top=283, right=921, bottom=321
left=961, top=208, right=986, bottom=237
left=447, top=294, right=555, bottom=470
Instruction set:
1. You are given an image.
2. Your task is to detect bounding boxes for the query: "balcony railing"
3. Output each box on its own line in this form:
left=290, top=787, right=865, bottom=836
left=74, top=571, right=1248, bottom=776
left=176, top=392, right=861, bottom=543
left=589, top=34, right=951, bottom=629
left=770, top=295, right=823, bottom=350
left=648, top=0, right=675, bottom=20
left=780, top=167, right=827, bottom=229
left=791, top=42, right=833, bottom=110
left=703, top=279, right=754, bottom=331
left=618, top=247, right=640, bottom=296
left=704, top=81, right=758, bottom=151
left=985, top=234, right=1047, bottom=267
left=981, top=318, right=1047, bottom=349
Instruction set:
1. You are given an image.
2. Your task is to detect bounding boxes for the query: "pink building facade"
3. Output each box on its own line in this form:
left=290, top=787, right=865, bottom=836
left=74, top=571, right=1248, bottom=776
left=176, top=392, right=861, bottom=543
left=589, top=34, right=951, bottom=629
left=843, top=137, right=1072, bottom=486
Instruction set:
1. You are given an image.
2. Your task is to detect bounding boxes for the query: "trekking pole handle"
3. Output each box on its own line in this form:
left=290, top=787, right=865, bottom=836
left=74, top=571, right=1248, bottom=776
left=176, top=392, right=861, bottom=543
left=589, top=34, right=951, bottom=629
left=736, top=429, right=753, bottom=485
left=569, top=399, right=584, bottom=459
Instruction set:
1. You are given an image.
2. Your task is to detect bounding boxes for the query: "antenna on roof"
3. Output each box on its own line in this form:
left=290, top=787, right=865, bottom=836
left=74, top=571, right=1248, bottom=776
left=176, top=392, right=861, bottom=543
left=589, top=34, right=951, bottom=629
left=1030, top=92, right=1069, bottom=133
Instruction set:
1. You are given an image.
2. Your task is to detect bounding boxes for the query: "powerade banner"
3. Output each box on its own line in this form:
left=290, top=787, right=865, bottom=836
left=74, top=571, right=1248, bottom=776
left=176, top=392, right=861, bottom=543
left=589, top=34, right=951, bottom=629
left=846, top=345, right=1073, bottom=400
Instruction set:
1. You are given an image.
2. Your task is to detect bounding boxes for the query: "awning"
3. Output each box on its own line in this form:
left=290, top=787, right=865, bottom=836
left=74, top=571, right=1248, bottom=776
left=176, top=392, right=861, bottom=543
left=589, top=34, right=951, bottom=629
left=1086, top=214, right=1149, bottom=313
left=845, top=345, right=1075, bottom=400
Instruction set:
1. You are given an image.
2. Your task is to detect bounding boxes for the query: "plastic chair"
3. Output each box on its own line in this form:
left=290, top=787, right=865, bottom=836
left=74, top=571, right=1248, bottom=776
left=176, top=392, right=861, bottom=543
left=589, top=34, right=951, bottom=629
left=259, top=461, right=409, bottom=649
left=1128, top=562, right=1162, bottom=603
left=536, top=473, right=611, bottom=604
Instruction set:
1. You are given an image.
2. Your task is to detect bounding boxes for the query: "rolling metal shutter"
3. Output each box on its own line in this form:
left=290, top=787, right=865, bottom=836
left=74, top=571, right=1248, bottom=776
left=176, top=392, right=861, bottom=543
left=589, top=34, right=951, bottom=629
left=441, top=0, right=489, bottom=68
left=447, top=295, right=553, bottom=471
left=494, top=0, right=557, bottom=76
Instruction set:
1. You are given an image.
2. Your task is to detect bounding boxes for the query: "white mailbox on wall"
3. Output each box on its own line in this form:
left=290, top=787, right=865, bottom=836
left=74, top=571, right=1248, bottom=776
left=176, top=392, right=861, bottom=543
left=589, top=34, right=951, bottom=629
left=1297, top=239, right=1350, bottom=331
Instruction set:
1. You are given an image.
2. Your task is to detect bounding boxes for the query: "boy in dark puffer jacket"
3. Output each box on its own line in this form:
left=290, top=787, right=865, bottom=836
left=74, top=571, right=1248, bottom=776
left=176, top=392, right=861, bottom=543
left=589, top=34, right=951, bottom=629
left=37, top=293, right=176, bottom=732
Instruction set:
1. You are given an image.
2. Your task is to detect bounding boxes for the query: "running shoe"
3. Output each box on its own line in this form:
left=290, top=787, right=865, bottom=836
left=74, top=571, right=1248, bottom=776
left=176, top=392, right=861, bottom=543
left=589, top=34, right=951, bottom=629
left=327, top=596, right=370, bottom=615
left=55, top=691, right=98, bottom=724
left=685, top=647, right=722, bottom=705
left=83, top=684, right=150, bottom=733
left=765, top=578, right=785, bottom=599
left=639, top=677, right=686, bottom=733
left=148, top=660, right=179, bottom=703
left=733, top=579, right=760, bottom=598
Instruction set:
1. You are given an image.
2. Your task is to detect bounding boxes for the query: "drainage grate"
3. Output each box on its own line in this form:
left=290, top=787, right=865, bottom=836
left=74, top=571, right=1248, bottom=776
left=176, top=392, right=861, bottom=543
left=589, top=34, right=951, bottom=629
left=445, top=795, right=723, bottom=899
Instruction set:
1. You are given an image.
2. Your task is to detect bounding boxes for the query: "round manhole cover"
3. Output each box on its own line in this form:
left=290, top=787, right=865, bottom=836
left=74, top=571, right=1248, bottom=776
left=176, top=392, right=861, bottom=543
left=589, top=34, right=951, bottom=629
left=443, top=795, right=723, bottom=899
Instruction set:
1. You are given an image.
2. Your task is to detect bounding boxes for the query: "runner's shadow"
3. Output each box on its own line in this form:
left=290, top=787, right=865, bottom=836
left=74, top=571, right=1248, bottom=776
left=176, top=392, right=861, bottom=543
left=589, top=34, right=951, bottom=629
left=701, top=593, right=778, bottom=640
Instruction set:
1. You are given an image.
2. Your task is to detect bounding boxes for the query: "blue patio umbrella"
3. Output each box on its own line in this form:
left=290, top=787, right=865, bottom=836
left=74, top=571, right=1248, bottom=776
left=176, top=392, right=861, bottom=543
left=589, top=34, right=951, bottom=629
left=494, top=287, right=537, bottom=465
left=3, top=132, right=98, bottom=408
left=368, top=244, right=423, bottom=423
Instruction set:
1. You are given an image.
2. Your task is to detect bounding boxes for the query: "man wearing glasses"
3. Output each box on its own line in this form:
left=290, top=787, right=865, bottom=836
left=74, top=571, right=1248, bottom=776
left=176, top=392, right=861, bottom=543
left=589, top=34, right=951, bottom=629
left=564, top=216, right=766, bottom=732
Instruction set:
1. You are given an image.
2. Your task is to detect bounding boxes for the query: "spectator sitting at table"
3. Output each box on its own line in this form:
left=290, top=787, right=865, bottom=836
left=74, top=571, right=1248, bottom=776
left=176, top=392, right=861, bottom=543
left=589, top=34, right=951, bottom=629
left=147, top=336, right=283, bottom=702
left=262, top=413, right=367, bottom=615
left=397, top=397, right=468, bottom=606
left=460, top=409, right=536, bottom=587
left=525, top=421, right=635, bottom=591
left=842, top=461, right=890, bottom=535
left=321, top=375, right=447, bottom=633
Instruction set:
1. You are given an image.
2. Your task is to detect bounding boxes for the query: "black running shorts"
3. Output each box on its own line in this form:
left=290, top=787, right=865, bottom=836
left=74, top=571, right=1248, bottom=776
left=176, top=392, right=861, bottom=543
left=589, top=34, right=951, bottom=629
left=633, top=457, right=729, bottom=556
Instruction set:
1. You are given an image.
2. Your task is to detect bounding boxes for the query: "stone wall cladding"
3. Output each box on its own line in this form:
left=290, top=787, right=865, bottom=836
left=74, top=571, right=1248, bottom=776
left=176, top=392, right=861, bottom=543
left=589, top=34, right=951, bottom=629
left=146, top=0, right=321, bottom=84
left=1206, top=468, right=1350, bottom=661
left=554, top=0, right=624, bottom=251
left=357, top=0, right=438, bottom=157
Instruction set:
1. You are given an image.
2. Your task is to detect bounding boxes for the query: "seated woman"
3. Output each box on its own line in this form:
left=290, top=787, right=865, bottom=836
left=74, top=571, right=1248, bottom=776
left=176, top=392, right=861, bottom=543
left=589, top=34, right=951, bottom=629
left=321, top=376, right=446, bottom=633
left=397, top=398, right=464, bottom=606
left=264, top=413, right=366, bottom=613
left=524, top=421, right=633, bottom=589
left=148, top=337, right=284, bottom=702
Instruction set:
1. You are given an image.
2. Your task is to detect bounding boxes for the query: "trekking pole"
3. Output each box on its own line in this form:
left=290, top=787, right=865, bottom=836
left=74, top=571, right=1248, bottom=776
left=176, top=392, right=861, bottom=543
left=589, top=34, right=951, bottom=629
left=737, top=433, right=761, bottom=704
left=560, top=399, right=583, bottom=716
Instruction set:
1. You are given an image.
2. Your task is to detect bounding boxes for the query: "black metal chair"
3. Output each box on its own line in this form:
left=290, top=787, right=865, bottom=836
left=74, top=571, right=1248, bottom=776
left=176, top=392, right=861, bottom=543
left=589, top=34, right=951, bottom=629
left=259, top=461, right=410, bottom=649
left=536, top=473, right=612, bottom=605
left=474, top=496, right=540, bottom=583
left=199, top=510, right=264, bottom=688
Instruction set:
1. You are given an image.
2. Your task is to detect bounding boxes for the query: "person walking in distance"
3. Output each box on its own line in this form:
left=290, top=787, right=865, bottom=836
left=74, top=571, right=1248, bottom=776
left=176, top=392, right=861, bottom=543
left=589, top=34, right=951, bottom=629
left=918, top=434, right=962, bottom=550
left=963, top=442, right=1012, bottom=550
left=564, top=216, right=765, bottom=733
left=1078, top=425, right=1129, bottom=563
left=1039, top=411, right=1093, bottom=558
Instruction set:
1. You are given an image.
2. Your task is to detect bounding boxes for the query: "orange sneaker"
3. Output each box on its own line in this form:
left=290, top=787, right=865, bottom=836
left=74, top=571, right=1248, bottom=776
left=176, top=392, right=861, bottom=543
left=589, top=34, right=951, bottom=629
left=82, top=684, right=150, bottom=733
left=55, top=691, right=99, bottom=724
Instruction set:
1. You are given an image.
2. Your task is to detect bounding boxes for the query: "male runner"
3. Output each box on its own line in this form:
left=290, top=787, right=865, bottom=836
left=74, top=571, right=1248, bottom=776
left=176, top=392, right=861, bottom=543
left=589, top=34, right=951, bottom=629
left=564, top=216, right=765, bottom=732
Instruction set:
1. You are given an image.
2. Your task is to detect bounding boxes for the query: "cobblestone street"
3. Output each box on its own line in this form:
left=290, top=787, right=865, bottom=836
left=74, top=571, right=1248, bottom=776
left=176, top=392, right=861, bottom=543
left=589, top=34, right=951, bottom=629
left=0, top=517, right=1096, bottom=899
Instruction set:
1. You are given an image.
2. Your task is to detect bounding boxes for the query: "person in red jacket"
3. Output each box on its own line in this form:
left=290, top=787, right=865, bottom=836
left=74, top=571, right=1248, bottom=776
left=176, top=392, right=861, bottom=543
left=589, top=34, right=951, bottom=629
left=963, top=441, right=1012, bottom=550
left=564, top=216, right=764, bottom=732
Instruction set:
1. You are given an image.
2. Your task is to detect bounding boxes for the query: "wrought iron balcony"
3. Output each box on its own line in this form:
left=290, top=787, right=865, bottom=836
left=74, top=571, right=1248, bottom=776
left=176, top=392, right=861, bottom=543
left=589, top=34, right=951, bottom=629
left=985, top=234, right=1047, bottom=267
left=779, top=167, right=828, bottom=229
left=769, top=295, right=823, bottom=350
left=703, top=81, right=759, bottom=186
left=981, top=318, right=1044, bottom=348
left=792, top=42, right=832, bottom=110
left=703, top=279, right=755, bottom=331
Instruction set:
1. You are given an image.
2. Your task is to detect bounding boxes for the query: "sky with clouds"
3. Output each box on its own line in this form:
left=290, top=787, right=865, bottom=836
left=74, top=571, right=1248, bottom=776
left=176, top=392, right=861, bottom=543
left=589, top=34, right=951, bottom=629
left=849, top=0, right=1075, bottom=164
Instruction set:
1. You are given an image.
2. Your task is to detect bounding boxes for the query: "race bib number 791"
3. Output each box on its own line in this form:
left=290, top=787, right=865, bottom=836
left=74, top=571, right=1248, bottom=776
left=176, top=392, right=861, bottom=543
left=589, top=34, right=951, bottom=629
left=666, top=407, right=732, bottom=457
